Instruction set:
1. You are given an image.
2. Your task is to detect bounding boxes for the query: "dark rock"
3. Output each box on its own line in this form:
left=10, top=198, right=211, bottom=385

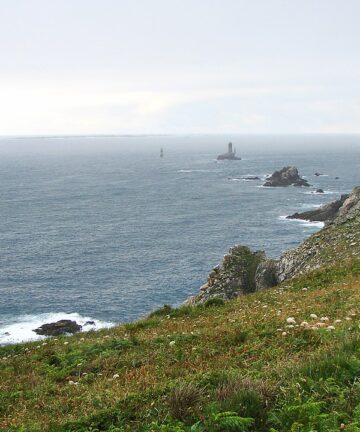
left=242, top=176, right=260, bottom=180
left=33, top=320, right=82, bottom=336
left=84, top=320, right=95, bottom=326
left=314, top=172, right=323, bottom=176
left=286, top=194, right=349, bottom=223
left=335, top=177, right=340, bottom=179
left=263, top=166, right=310, bottom=187
left=255, top=258, right=279, bottom=291
left=316, top=188, right=324, bottom=194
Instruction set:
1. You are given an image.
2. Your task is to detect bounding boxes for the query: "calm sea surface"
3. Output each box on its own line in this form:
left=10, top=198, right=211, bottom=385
left=0, top=136, right=359, bottom=343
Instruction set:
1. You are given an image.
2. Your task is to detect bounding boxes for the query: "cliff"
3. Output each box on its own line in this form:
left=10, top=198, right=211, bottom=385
left=189, top=185, right=360, bottom=304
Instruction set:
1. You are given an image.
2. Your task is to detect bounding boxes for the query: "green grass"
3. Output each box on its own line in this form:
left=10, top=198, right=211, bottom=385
left=1, top=207, right=360, bottom=432
left=1, top=257, right=360, bottom=431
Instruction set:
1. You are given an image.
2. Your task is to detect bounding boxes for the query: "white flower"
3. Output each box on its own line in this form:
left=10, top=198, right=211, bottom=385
left=300, top=321, right=309, bottom=327
left=68, top=380, right=78, bottom=385
left=334, top=319, right=342, bottom=323
left=169, top=340, right=176, bottom=347
left=327, top=326, right=335, bottom=331
left=112, top=374, right=120, bottom=379
left=310, top=314, right=317, bottom=319
left=286, top=317, right=296, bottom=324
left=63, top=341, right=69, bottom=345
left=281, top=332, right=287, bottom=336
left=320, top=317, right=329, bottom=322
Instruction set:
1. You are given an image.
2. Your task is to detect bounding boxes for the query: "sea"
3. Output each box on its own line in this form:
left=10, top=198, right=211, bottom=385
left=0, top=135, right=359, bottom=344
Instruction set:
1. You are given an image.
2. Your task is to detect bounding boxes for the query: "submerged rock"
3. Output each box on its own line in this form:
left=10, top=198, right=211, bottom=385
left=263, top=166, right=310, bottom=187
left=33, top=320, right=82, bottom=336
left=242, top=176, right=261, bottom=180
left=316, top=188, right=325, bottom=194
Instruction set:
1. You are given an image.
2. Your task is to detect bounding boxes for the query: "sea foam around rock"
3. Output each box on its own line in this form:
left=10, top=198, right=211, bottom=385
left=0, top=312, right=114, bottom=345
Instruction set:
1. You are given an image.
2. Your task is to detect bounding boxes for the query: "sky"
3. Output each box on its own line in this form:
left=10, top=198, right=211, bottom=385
left=0, top=0, right=359, bottom=136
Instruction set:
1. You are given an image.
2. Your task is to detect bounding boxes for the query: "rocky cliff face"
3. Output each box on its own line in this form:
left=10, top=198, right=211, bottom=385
left=187, top=246, right=278, bottom=304
left=263, top=166, right=310, bottom=187
left=189, top=186, right=360, bottom=305
left=278, top=185, right=360, bottom=281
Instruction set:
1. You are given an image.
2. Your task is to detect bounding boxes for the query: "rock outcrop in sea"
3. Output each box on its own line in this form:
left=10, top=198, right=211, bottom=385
left=33, top=319, right=82, bottom=336
left=286, top=193, right=349, bottom=224
left=263, top=166, right=310, bottom=187
left=188, top=185, right=360, bottom=305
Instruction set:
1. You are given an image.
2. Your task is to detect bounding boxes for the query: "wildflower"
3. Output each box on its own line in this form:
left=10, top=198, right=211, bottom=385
left=316, top=322, right=326, bottom=328
left=281, top=332, right=287, bottom=336
left=300, top=321, right=309, bottom=327
left=80, top=338, right=85, bottom=341
left=112, top=374, right=120, bottom=379
left=68, top=380, right=78, bottom=385
left=63, top=341, right=69, bottom=345
left=334, top=319, right=342, bottom=323
left=286, top=317, right=296, bottom=324
left=286, top=325, right=294, bottom=329
left=320, top=317, right=329, bottom=322
left=169, top=340, right=176, bottom=347
left=310, top=314, right=317, bottom=319
left=327, top=326, right=335, bottom=331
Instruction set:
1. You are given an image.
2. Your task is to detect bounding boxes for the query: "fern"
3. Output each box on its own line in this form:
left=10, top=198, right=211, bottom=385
left=190, top=406, right=254, bottom=431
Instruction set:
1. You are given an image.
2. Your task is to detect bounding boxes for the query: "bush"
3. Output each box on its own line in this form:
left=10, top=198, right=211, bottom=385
left=149, top=304, right=173, bottom=318
left=204, top=297, right=225, bottom=308
left=168, top=383, right=203, bottom=422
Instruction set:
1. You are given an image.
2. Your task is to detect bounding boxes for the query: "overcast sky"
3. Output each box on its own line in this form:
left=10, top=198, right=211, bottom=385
left=0, top=0, right=359, bottom=135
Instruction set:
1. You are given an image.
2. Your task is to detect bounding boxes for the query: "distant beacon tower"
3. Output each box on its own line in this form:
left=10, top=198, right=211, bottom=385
left=160, top=148, right=164, bottom=158
left=228, top=142, right=233, bottom=154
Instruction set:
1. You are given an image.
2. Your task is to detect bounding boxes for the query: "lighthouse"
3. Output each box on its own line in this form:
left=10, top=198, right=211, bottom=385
left=217, top=142, right=241, bottom=160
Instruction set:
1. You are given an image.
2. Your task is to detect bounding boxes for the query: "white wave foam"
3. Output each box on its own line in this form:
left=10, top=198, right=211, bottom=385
left=0, top=312, right=114, bottom=345
left=300, top=221, right=325, bottom=228
left=300, top=203, right=322, bottom=209
left=177, top=169, right=216, bottom=173
left=278, top=215, right=324, bottom=229
left=304, top=190, right=340, bottom=195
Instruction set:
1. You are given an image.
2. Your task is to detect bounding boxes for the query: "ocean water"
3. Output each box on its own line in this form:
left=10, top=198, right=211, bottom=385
left=0, top=136, right=359, bottom=344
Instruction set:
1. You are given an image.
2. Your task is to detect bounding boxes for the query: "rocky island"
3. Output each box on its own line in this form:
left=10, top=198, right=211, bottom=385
left=263, top=166, right=310, bottom=187
left=217, top=142, right=241, bottom=160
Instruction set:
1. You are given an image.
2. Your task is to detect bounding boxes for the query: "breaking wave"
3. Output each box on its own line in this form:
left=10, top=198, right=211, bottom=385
left=0, top=312, right=114, bottom=345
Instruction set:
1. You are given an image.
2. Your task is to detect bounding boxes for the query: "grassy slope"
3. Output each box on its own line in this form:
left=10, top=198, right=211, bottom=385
left=1, top=218, right=360, bottom=431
